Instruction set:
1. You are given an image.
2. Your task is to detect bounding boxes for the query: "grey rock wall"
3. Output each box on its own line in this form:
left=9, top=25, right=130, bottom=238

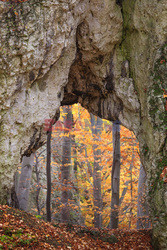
left=0, top=0, right=166, bottom=248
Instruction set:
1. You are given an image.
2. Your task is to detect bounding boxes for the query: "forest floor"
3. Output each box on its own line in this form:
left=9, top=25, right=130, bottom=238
left=0, top=205, right=153, bottom=249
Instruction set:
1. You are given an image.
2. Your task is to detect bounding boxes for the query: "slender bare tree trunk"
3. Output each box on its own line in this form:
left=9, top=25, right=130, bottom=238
left=110, top=121, right=120, bottom=229
left=61, top=106, right=72, bottom=223
left=46, top=129, right=52, bottom=222
left=72, top=135, right=85, bottom=225
left=78, top=105, right=93, bottom=176
left=17, top=153, right=34, bottom=211
left=129, top=158, right=133, bottom=229
left=137, top=164, right=150, bottom=229
left=90, top=114, right=103, bottom=228
left=34, top=153, right=41, bottom=216
left=46, top=110, right=60, bottom=221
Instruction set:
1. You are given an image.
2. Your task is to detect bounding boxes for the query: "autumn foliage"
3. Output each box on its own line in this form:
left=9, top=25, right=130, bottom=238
left=29, top=104, right=141, bottom=229
left=0, top=104, right=153, bottom=248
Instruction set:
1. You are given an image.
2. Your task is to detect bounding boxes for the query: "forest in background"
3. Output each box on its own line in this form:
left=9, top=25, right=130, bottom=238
left=15, top=104, right=150, bottom=230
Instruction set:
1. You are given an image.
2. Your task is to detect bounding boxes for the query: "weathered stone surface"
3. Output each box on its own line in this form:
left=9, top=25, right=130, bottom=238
left=0, top=0, right=87, bottom=202
left=0, top=0, right=166, bottom=248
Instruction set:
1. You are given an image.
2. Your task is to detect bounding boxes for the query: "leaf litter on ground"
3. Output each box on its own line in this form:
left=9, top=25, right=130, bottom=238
left=0, top=205, right=153, bottom=249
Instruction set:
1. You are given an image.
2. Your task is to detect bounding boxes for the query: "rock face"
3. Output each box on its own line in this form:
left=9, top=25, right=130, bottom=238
left=0, top=0, right=166, bottom=248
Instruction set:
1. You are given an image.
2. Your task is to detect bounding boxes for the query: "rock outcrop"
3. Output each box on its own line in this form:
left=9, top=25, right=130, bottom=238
left=0, top=0, right=166, bottom=248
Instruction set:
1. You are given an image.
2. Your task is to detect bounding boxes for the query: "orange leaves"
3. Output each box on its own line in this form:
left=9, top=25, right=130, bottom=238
left=160, top=166, right=167, bottom=183
left=64, top=104, right=140, bottom=228
left=37, top=103, right=141, bottom=229
left=0, top=204, right=153, bottom=249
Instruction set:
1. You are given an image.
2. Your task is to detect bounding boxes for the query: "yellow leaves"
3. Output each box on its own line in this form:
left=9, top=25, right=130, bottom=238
left=42, top=103, right=141, bottom=229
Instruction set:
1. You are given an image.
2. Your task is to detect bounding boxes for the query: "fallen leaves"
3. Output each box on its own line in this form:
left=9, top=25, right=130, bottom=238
left=0, top=205, right=153, bottom=249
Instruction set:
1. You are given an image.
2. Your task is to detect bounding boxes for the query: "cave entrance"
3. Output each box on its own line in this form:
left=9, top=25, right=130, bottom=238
left=19, top=103, right=151, bottom=229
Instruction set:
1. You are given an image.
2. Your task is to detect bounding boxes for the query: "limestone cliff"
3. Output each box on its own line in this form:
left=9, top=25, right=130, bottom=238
left=0, top=0, right=166, bottom=248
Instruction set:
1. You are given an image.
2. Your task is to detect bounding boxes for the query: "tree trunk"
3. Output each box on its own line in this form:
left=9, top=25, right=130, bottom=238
left=90, top=114, right=103, bottom=228
left=46, top=110, right=60, bottom=222
left=10, top=172, right=19, bottom=209
left=110, top=121, right=120, bottom=229
left=78, top=104, right=93, bottom=177
left=61, top=106, right=72, bottom=223
left=137, top=164, right=150, bottom=229
left=72, top=134, right=85, bottom=225
left=17, top=153, right=34, bottom=212
left=34, top=153, right=41, bottom=216
left=46, top=129, right=52, bottom=222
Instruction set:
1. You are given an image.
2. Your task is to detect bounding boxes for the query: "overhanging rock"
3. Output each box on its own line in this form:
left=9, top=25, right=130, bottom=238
left=0, top=0, right=166, bottom=248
